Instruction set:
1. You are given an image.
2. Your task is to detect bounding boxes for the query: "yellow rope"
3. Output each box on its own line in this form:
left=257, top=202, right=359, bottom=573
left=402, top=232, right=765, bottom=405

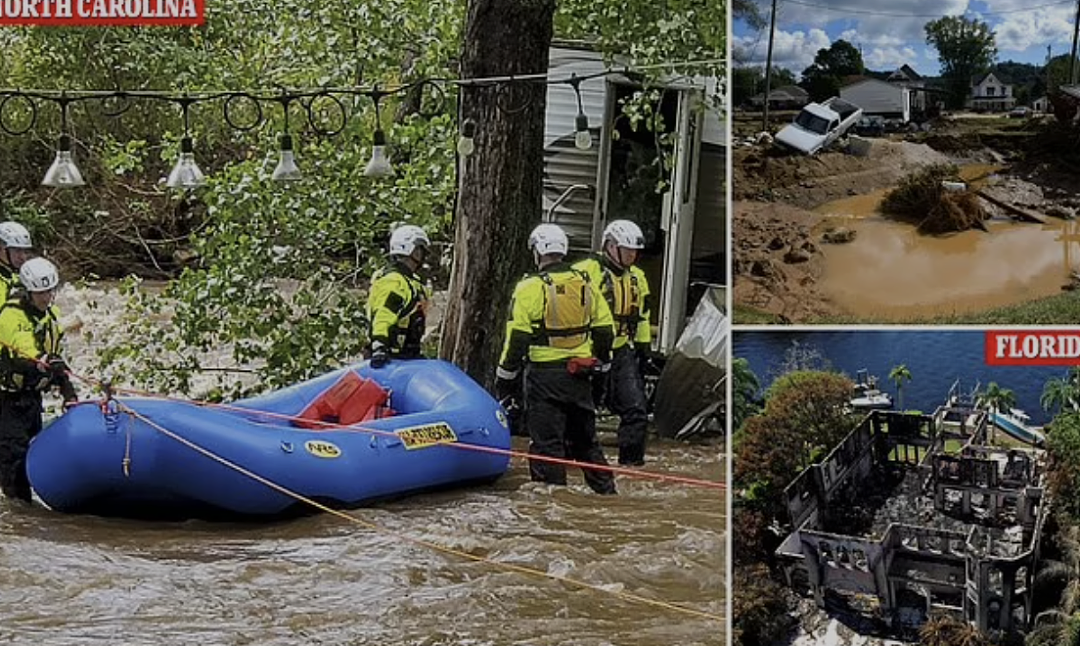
left=114, top=399, right=725, bottom=623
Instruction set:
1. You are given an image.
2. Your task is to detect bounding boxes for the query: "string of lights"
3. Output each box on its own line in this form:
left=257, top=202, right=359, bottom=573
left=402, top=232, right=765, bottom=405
left=0, top=57, right=724, bottom=189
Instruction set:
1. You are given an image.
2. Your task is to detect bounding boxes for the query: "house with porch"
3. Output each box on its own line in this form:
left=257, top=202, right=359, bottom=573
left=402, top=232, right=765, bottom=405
left=968, top=72, right=1016, bottom=112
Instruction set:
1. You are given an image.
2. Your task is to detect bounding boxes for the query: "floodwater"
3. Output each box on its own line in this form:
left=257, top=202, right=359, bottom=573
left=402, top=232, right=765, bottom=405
left=812, top=166, right=1079, bottom=319
left=0, top=441, right=724, bottom=645
left=1, top=284, right=725, bottom=646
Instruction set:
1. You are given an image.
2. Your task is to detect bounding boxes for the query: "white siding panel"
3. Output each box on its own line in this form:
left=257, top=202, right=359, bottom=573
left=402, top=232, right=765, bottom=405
left=542, top=47, right=609, bottom=249
left=840, top=79, right=907, bottom=118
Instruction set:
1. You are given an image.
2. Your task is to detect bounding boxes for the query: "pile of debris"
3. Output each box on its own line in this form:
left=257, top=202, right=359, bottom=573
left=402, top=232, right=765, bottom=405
left=880, top=164, right=989, bottom=234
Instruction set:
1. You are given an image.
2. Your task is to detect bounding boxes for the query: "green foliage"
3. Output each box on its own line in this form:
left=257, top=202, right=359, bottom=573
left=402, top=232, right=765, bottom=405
left=735, top=370, right=854, bottom=520
left=731, top=65, right=796, bottom=107
left=889, top=364, right=912, bottom=412
left=732, top=563, right=792, bottom=646
left=925, top=16, right=997, bottom=109
left=731, top=357, right=760, bottom=433
left=2, top=0, right=725, bottom=398
left=1047, top=413, right=1080, bottom=521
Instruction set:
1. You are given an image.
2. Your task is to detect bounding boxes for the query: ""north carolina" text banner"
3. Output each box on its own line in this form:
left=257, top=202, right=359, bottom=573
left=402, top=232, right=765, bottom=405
left=0, top=0, right=203, bottom=25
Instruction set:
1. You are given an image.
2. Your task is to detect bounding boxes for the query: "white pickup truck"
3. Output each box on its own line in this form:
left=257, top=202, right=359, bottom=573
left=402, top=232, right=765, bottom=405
left=775, top=97, right=863, bottom=155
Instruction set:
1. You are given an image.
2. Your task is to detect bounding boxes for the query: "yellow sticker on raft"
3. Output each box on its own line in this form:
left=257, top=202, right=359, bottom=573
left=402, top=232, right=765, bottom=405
left=305, top=440, right=342, bottom=459
left=398, top=422, right=458, bottom=450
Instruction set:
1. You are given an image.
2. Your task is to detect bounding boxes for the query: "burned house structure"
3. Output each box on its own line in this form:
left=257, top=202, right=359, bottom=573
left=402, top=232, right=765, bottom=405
left=775, top=392, right=1049, bottom=637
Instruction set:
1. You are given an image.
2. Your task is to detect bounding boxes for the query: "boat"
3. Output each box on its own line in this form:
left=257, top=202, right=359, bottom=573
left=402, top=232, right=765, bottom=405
left=990, top=407, right=1046, bottom=447
left=26, top=359, right=512, bottom=519
left=849, top=369, right=893, bottom=410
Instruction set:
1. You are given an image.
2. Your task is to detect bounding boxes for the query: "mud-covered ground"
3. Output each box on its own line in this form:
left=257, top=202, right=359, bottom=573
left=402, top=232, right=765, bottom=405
left=733, top=122, right=1080, bottom=323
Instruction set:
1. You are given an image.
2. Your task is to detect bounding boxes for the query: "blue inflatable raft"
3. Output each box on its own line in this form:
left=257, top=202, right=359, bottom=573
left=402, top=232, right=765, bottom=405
left=27, top=359, right=512, bottom=518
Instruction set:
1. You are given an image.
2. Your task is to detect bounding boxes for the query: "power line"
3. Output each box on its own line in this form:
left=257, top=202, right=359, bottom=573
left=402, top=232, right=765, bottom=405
left=781, top=0, right=1074, bottom=19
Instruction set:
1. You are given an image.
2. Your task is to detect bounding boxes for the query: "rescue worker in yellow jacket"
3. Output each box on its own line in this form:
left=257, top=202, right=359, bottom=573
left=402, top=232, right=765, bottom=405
left=495, top=223, right=617, bottom=494
left=366, top=224, right=432, bottom=368
left=0, top=222, right=34, bottom=304
left=572, top=219, right=652, bottom=466
left=0, top=258, right=76, bottom=503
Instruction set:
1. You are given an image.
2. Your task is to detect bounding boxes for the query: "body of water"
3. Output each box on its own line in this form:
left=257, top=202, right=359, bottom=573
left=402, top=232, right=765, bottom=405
left=0, top=284, right=725, bottom=646
left=733, top=330, right=1072, bottom=426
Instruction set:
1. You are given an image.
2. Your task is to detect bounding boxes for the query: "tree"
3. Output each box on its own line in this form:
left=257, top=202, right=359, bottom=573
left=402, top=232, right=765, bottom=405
left=1047, top=413, right=1080, bottom=520
left=439, top=0, right=556, bottom=387
left=731, top=357, right=761, bottom=433
left=733, top=563, right=792, bottom=646
left=889, top=364, right=912, bottom=412
left=977, top=381, right=1016, bottom=441
left=1042, top=372, right=1080, bottom=417
left=733, top=65, right=796, bottom=107
left=735, top=370, right=854, bottom=512
left=734, top=0, right=765, bottom=30
left=925, top=16, right=997, bottom=109
left=446, top=0, right=725, bottom=387
left=801, top=39, right=863, bottom=102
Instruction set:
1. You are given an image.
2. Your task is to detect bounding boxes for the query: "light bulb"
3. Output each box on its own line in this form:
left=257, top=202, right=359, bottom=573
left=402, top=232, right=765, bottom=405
left=457, top=136, right=475, bottom=157
left=364, top=129, right=394, bottom=178
left=457, top=118, right=476, bottom=157
left=42, top=134, right=85, bottom=188
left=166, top=137, right=206, bottom=189
left=272, top=134, right=302, bottom=182
left=574, top=113, right=592, bottom=151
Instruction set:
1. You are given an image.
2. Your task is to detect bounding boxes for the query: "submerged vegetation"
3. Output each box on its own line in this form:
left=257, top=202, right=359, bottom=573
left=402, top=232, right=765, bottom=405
left=881, top=163, right=989, bottom=234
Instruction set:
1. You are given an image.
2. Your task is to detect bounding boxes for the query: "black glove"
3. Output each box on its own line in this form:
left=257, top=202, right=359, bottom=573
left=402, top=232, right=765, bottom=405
left=635, top=344, right=655, bottom=375
left=370, top=349, right=389, bottom=368
left=495, top=375, right=521, bottom=404
left=47, top=356, right=69, bottom=378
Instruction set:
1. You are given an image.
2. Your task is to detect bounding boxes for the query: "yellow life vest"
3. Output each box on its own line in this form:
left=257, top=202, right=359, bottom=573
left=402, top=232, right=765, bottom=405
left=538, top=270, right=593, bottom=350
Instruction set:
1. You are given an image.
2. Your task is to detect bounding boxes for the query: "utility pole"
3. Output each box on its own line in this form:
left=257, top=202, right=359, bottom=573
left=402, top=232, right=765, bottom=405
left=1048, top=44, right=1053, bottom=99
left=1070, top=0, right=1080, bottom=85
left=762, top=0, right=778, bottom=133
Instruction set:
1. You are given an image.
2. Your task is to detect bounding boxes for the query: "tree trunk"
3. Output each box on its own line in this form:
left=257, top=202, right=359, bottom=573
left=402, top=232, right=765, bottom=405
left=439, top=0, right=555, bottom=389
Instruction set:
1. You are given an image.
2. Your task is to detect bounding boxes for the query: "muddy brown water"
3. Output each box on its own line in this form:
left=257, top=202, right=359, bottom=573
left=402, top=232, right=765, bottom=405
left=813, top=166, right=1080, bottom=319
left=0, top=437, right=724, bottom=646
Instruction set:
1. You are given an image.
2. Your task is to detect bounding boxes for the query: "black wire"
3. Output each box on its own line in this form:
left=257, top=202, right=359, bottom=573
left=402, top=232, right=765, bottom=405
left=303, top=91, right=347, bottom=137
left=0, top=93, right=37, bottom=136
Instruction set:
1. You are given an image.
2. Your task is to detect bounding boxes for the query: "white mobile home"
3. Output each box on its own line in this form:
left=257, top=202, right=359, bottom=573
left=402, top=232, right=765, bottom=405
left=840, top=78, right=912, bottom=122
left=541, top=43, right=726, bottom=353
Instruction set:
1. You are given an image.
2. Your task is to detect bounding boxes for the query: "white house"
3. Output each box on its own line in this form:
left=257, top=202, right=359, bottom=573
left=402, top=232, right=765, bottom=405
left=886, top=64, right=926, bottom=111
left=541, top=42, right=725, bottom=353
left=968, top=72, right=1015, bottom=112
left=840, top=77, right=913, bottom=122
left=1032, top=96, right=1049, bottom=113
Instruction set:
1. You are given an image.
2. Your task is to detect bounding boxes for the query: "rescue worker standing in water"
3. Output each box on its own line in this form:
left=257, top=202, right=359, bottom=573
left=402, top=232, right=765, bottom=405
left=494, top=223, right=617, bottom=494
left=573, top=219, right=652, bottom=466
left=0, top=222, right=35, bottom=304
left=0, top=257, right=77, bottom=503
left=366, top=224, right=432, bottom=368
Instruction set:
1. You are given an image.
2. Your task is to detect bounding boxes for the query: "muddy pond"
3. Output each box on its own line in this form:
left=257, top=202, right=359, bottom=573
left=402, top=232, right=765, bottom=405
left=813, top=165, right=1080, bottom=319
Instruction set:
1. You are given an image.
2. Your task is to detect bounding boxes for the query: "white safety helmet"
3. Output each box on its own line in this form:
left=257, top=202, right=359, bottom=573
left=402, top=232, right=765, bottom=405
left=528, top=223, right=569, bottom=256
left=603, top=220, right=645, bottom=250
left=0, top=222, right=32, bottom=249
left=20, top=257, right=59, bottom=292
left=389, top=224, right=430, bottom=257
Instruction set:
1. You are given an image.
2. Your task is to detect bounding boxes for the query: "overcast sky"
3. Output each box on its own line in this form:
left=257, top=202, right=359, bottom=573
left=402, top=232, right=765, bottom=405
left=733, top=0, right=1077, bottom=77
